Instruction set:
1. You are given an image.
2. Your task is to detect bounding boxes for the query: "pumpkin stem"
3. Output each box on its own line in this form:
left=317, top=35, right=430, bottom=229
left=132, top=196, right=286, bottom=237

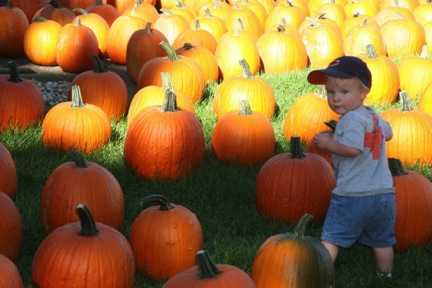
left=69, top=149, right=88, bottom=168
left=161, top=72, right=174, bottom=90
left=294, top=213, right=314, bottom=238
left=48, top=0, right=61, bottom=8
left=388, top=158, right=408, bottom=176
left=196, top=250, right=223, bottom=279
left=95, top=0, right=103, bottom=5
left=32, top=16, right=49, bottom=22
left=365, top=44, right=378, bottom=58
left=289, top=136, right=305, bottom=159
left=324, top=119, right=337, bottom=131
left=73, top=7, right=88, bottom=15
left=143, top=22, right=152, bottom=34
left=159, top=41, right=181, bottom=62
left=160, top=89, right=180, bottom=112
left=91, top=55, right=108, bottom=73
left=420, top=44, right=428, bottom=59
left=71, top=85, right=86, bottom=108
left=76, top=204, right=99, bottom=236
left=399, top=91, right=412, bottom=112
left=7, top=61, right=23, bottom=83
left=238, top=99, right=252, bottom=115
left=239, top=58, right=254, bottom=79
left=182, top=42, right=194, bottom=50
left=141, top=194, right=175, bottom=211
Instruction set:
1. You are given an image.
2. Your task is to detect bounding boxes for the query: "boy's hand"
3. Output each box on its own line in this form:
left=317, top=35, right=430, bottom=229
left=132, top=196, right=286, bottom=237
left=314, top=134, right=331, bottom=150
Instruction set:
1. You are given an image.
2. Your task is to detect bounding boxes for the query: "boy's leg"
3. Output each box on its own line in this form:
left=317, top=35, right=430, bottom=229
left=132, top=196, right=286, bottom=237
left=373, top=246, right=394, bottom=273
left=322, top=241, right=339, bottom=263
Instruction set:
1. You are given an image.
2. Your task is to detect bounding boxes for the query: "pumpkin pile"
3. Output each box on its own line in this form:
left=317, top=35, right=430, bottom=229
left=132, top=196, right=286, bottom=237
left=1, top=0, right=432, bottom=286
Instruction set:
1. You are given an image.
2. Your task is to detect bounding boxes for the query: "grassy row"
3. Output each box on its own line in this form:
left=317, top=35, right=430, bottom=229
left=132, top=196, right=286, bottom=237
left=1, top=68, right=432, bottom=287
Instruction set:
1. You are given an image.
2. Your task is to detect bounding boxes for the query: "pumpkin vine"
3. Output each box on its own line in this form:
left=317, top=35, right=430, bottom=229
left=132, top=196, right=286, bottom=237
left=196, top=250, right=223, bottom=279
left=76, top=204, right=99, bottom=236
left=294, top=213, right=314, bottom=239
left=141, top=194, right=175, bottom=211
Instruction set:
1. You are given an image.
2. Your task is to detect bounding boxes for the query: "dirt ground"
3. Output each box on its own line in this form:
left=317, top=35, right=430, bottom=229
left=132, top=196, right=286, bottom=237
left=0, top=56, right=139, bottom=99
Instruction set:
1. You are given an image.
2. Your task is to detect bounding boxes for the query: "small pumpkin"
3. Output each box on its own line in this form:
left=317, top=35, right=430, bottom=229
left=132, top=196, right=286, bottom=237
left=33, top=0, right=76, bottom=27
left=129, top=194, right=204, bottom=281
left=0, top=143, right=17, bottom=199
left=153, top=8, right=191, bottom=45
left=163, top=250, right=256, bottom=287
left=0, top=191, right=22, bottom=261
left=85, top=0, right=120, bottom=27
left=255, top=136, right=335, bottom=224
left=42, top=85, right=112, bottom=154
left=211, top=99, right=275, bottom=165
left=0, top=253, right=24, bottom=288
left=32, top=204, right=135, bottom=288
left=251, top=214, right=335, bottom=288
left=40, top=150, right=125, bottom=234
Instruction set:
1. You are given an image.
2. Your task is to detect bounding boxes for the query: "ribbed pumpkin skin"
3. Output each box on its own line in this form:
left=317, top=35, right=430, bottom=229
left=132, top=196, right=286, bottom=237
left=283, top=92, right=339, bottom=144
left=255, top=138, right=335, bottom=224
left=418, top=82, right=432, bottom=115
left=33, top=3, right=76, bottom=27
left=0, top=3, right=29, bottom=58
left=0, top=192, right=22, bottom=261
left=0, top=63, right=45, bottom=132
left=124, top=92, right=205, bottom=180
left=40, top=153, right=125, bottom=234
left=0, top=143, right=18, bottom=199
left=390, top=159, right=432, bottom=251
left=0, top=254, right=24, bottom=288
left=380, top=93, right=432, bottom=167
left=129, top=195, right=204, bottom=281
left=42, top=87, right=112, bottom=154
left=251, top=215, right=335, bottom=288
left=31, top=208, right=135, bottom=288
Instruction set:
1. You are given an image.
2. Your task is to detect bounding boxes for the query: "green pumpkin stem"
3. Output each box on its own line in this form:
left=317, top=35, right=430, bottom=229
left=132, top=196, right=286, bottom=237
left=159, top=41, right=181, bottom=62
left=399, top=91, right=412, bottom=112
left=324, top=119, right=337, bottom=131
left=196, top=250, right=223, bottom=279
left=239, top=99, right=252, bottom=115
left=95, top=0, right=104, bottom=5
left=73, top=7, right=88, bottom=15
left=161, top=72, right=174, bottom=90
left=7, top=61, right=23, bottom=83
left=32, top=16, right=49, bottom=22
left=69, top=149, right=88, bottom=168
left=239, top=58, right=253, bottom=79
left=141, top=194, right=175, bottom=211
left=294, top=213, right=314, bottom=239
left=71, top=85, right=86, bottom=108
left=388, top=158, right=408, bottom=176
left=91, top=55, right=108, bottom=73
left=160, top=89, right=179, bottom=112
left=365, top=44, right=378, bottom=58
left=143, top=22, right=152, bottom=34
left=76, top=204, right=99, bottom=236
left=289, top=136, right=305, bottom=159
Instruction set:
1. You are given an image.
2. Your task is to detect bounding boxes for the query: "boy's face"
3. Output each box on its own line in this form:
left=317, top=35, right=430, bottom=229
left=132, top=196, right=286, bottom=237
left=324, top=76, right=369, bottom=115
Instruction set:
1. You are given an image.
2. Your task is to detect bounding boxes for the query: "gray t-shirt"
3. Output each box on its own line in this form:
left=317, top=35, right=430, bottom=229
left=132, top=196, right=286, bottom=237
left=332, top=106, right=395, bottom=196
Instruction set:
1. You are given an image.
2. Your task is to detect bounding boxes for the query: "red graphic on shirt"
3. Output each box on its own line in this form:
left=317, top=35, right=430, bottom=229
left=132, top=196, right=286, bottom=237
left=364, top=115, right=383, bottom=160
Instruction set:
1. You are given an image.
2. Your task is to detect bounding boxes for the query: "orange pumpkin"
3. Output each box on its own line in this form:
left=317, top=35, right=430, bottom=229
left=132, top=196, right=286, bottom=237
left=85, top=0, right=120, bottom=26
left=42, top=85, right=112, bottom=154
left=24, top=17, right=62, bottom=66
left=0, top=191, right=22, bottom=261
left=343, top=18, right=386, bottom=57
left=0, top=61, right=45, bottom=132
left=255, top=137, right=335, bottom=224
left=264, top=1, right=306, bottom=30
left=153, top=8, right=191, bottom=44
left=33, top=0, right=76, bottom=27
left=0, top=254, right=24, bottom=288
left=211, top=99, right=275, bottom=165
left=164, top=250, right=256, bottom=287
left=224, top=3, right=264, bottom=38
left=137, top=41, right=206, bottom=104
left=68, top=55, right=128, bottom=122
left=129, top=194, right=204, bottom=280
left=124, top=89, right=205, bottom=180
left=172, top=18, right=218, bottom=53
left=10, top=0, right=49, bottom=23
left=283, top=91, right=339, bottom=144
left=32, top=204, right=135, bottom=288
left=380, top=91, right=432, bottom=166
left=0, top=1, right=29, bottom=58
left=213, top=59, right=276, bottom=120
left=251, top=214, right=335, bottom=287
left=418, top=81, right=432, bottom=116
left=0, top=143, right=17, bottom=200
left=192, top=8, right=228, bottom=42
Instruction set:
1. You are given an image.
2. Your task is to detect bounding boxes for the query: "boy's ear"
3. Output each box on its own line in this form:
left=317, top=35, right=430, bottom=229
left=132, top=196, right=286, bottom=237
left=360, top=88, right=369, bottom=101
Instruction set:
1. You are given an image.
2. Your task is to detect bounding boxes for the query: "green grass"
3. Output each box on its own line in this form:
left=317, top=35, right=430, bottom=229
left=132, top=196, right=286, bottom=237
left=2, top=69, right=432, bottom=287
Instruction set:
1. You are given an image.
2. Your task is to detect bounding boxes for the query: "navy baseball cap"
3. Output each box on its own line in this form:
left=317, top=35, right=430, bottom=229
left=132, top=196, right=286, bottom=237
left=307, top=56, right=372, bottom=89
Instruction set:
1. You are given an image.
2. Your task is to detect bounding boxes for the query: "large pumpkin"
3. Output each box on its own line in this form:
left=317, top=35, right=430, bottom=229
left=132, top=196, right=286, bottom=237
left=0, top=61, right=45, bottom=132
left=129, top=194, right=204, bottom=281
left=163, top=250, right=256, bottom=287
left=211, top=99, right=275, bottom=165
left=255, top=136, right=335, bottom=224
left=40, top=150, right=125, bottom=234
left=0, top=1, right=29, bottom=58
left=388, top=158, right=432, bottom=251
left=32, top=204, right=135, bottom=288
left=0, top=191, right=22, bottom=261
left=124, top=89, right=205, bottom=180
left=251, top=214, right=335, bottom=287
left=0, top=143, right=17, bottom=199
left=33, top=0, right=76, bottom=27
left=42, top=85, right=112, bottom=154
left=0, top=253, right=24, bottom=288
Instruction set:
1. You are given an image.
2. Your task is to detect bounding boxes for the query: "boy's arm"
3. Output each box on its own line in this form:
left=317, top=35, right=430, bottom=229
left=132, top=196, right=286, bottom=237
left=315, top=134, right=361, bottom=157
left=382, top=120, right=393, bottom=141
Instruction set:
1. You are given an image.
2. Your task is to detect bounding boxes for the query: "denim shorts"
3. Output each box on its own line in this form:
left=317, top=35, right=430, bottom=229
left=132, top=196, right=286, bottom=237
left=321, top=193, right=396, bottom=248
